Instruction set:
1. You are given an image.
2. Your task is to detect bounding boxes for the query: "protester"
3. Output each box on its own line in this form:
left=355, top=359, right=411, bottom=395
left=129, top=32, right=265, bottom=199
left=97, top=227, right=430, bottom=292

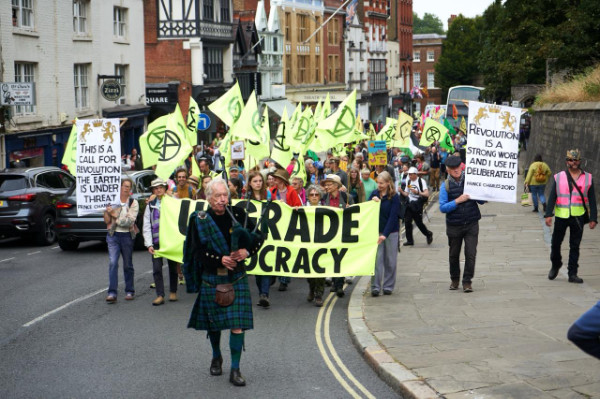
left=187, top=175, right=200, bottom=192
left=229, top=166, right=245, bottom=186
left=291, top=176, right=306, bottom=205
left=269, top=168, right=302, bottom=291
left=524, top=154, right=551, bottom=213
left=322, top=174, right=354, bottom=297
left=174, top=167, right=196, bottom=199
left=184, top=179, right=264, bottom=387
left=305, top=184, right=326, bottom=307
left=399, top=167, right=433, bottom=246
left=103, top=178, right=139, bottom=303
left=228, top=177, right=243, bottom=200
left=428, top=145, right=441, bottom=191
left=347, top=167, right=366, bottom=204
left=246, top=170, right=272, bottom=308
left=328, top=157, right=348, bottom=187
left=361, top=168, right=377, bottom=198
left=545, top=149, right=597, bottom=284
left=143, top=178, right=179, bottom=306
left=196, top=175, right=212, bottom=200
left=305, top=159, right=324, bottom=186
left=439, top=155, right=484, bottom=292
left=368, top=171, right=400, bottom=296
left=415, top=153, right=430, bottom=184
left=568, top=300, right=600, bottom=359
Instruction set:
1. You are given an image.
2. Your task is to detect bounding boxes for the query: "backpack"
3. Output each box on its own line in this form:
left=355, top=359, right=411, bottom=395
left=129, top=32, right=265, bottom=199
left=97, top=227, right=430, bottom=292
left=534, top=163, right=545, bottom=183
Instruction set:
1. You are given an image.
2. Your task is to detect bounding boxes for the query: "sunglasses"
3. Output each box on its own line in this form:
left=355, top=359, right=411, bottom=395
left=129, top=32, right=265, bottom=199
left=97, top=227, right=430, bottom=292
left=566, top=158, right=580, bottom=162
left=308, top=193, right=320, bottom=197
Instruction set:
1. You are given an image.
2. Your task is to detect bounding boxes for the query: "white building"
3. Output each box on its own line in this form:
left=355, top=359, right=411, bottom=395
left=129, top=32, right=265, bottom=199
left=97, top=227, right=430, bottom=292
left=344, top=12, right=368, bottom=118
left=1, top=0, right=148, bottom=169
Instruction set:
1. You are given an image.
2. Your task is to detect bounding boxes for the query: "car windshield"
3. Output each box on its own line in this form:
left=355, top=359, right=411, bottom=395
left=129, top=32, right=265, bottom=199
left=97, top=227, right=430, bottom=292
left=0, top=176, right=27, bottom=191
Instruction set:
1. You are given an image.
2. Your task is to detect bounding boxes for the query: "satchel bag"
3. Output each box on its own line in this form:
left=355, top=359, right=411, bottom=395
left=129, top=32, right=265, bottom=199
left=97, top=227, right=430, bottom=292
left=215, top=283, right=235, bottom=307
left=566, top=172, right=590, bottom=225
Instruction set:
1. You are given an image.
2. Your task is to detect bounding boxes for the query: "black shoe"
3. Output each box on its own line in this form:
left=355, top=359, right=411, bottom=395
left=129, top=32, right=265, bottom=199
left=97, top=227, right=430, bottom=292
left=229, top=368, right=246, bottom=386
left=258, top=294, right=270, bottom=308
left=532, top=208, right=538, bottom=212
left=548, top=266, right=560, bottom=280
left=403, top=242, right=414, bottom=246
left=307, top=290, right=315, bottom=302
left=568, top=275, right=584, bottom=284
left=336, top=287, right=345, bottom=298
left=426, top=233, right=433, bottom=245
left=278, top=283, right=287, bottom=291
left=383, top=289, right=393, bottom=295
left=371, top=289, right=380, bottom=297
left=210, top=356, right=223, bottom=376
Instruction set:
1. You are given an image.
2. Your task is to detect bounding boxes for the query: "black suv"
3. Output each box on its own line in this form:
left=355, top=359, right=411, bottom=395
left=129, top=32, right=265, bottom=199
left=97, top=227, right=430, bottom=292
left=55, top=170, right=156, bottom=250
left=0, top=167, right=75, bottom=245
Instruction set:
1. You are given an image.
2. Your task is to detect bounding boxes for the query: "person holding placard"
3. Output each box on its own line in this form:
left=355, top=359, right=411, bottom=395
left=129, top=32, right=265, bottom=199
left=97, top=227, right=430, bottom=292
left=545, top=149, right=597, bottom=284
left=439, top=155, right=484, bottom=293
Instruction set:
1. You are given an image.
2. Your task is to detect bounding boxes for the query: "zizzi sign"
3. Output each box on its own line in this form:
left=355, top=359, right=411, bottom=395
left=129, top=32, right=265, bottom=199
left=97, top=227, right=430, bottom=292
left=100, top=80, right=123, bottom=101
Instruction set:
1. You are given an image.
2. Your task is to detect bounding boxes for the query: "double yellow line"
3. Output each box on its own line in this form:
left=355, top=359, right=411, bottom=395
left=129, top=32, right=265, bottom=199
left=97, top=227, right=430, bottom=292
left=315, top=289, right=376, bottom=399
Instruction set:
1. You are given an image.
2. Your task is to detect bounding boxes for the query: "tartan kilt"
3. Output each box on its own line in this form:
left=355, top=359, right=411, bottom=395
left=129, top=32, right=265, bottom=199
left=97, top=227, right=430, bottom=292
left=187, top=272, right=253, bottom=331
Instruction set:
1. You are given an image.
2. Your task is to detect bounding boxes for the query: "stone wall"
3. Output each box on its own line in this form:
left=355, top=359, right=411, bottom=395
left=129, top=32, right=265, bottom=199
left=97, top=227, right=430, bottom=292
left=527, top=102, right=600, bottom=200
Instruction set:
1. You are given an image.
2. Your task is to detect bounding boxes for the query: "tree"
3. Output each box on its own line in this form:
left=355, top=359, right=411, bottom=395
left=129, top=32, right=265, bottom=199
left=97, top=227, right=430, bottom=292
left=413, top=12, right=444, bottom=35
left=435, top=15, right=482, bottom=101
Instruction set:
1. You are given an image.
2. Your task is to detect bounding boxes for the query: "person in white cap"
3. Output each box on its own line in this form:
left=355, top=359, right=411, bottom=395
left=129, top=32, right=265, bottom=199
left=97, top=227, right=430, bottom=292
left=399, top=166, right=433, bottom=246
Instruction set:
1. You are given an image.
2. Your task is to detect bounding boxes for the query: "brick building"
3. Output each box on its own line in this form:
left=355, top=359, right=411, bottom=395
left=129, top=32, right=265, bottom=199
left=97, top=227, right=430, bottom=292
left=412, top=33, right=445, bottom=115
left=388, top=0, right=413, bottom=115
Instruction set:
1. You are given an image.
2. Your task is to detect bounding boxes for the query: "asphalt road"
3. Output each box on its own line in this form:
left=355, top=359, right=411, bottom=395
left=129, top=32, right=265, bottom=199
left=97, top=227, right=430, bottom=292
left=0, top=238, right=400, bottom=399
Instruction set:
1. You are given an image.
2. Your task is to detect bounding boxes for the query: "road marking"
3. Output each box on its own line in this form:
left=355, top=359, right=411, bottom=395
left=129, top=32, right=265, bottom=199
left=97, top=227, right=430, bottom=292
left=0, top=257, right=15, bottom=263
left=23, top=288, right=105, bottom=327
left=27, top=251, right=41, bottom=255
left=315, top=293, right=362, bottom=398
left=324, top=295, right=377, bottom=399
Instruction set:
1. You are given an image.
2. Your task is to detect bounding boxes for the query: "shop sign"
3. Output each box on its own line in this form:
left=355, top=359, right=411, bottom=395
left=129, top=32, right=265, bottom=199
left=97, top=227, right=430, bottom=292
left=1, top=82, right=35, bottom=106
left=100, top=80, right=123, bottom=101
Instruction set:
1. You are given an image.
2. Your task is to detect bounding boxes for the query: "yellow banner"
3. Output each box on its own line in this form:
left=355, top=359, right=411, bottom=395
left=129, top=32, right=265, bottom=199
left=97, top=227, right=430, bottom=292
left=155, top=196, right=379, bottom=277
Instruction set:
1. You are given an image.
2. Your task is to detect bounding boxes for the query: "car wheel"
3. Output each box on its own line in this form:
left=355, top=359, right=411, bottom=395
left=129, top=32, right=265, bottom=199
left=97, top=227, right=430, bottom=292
left=35, top=213, right=57, bottom=246
left=58, top=238, right=80, bottom=251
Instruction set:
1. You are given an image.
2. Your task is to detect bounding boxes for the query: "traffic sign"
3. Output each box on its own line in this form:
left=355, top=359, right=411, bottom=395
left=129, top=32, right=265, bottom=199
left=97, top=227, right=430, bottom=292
left=197, top=113, right=211, bottom=131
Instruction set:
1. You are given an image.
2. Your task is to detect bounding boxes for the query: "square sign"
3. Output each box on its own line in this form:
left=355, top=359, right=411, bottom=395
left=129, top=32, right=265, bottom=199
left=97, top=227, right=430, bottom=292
left=1, top=82, right=35, bottom=106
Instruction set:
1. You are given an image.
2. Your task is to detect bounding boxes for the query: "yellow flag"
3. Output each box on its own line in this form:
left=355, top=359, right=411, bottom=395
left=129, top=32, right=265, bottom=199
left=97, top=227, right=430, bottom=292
left=185, top=97, right=199, bottom=146
left=140, top=115, right=169, bottom=168
left=290, top=107, right=313, bottom=153
left=459, top=116, right=467, bottom=134
left=246, top=106, right=271, bottom=162
left=218, top=131, right=233, bottom=170
left=229, top=91, right=263, bottom=142
left=313, top=90, right=357, bottom=151
left=290, top=156, right=307, bottom=185
left=376, top=118, right=398, bottom=148
left=289, top=102, right=302, bottom=129
left=368, top=123, right=377, bottom=140
left=208, top=82, right=243, bottom=127
left=419, top=118, right=449, bottom=147
left=155, top=108, right=193, bottom=180
left=61, top=123, right=78, bottom=175
left=395, top=111, right=413, bottom=148
left=322, top=93, right=331, bottom=119
left=313, top=100, right=323, bottom=123
left=270, top=108, right=293, bottom=168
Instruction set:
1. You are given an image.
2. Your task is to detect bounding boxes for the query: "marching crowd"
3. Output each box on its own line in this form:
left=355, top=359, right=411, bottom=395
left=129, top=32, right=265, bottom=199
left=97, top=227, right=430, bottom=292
left=101, top=136, right=600, bottom=386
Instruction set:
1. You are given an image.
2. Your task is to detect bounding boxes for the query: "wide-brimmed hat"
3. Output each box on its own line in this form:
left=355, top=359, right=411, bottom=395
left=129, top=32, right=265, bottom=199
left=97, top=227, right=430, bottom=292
left=271, top=168, right=290, bottom=185
left=407, top=167, right=419, bottom=174
left=150, top=178, right=168, bottom=188
left=323, top=174, right=343, bottom=187
left=445, top=155, right=462, bottom=168
left=187, top=175, right=199, bottom=186
left=566, top=149, right=581, bottom=160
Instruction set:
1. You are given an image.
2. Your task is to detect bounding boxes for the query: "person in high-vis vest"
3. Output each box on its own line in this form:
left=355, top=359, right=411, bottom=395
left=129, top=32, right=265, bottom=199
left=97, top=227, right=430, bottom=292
left=545, top=149, right=597, bottom=283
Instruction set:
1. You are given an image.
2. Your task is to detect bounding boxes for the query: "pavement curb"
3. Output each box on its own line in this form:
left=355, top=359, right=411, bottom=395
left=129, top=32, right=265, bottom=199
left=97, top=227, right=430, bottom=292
left=347, top=276, right=441, bottom=399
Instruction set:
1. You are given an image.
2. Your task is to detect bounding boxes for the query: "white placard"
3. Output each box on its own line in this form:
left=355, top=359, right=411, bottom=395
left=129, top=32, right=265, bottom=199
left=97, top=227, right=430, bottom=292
left=230, top=140, right=245, bottom=160
left=75, top=119, right=122, bottom=216
left=464, top=101, right=521, bottom=203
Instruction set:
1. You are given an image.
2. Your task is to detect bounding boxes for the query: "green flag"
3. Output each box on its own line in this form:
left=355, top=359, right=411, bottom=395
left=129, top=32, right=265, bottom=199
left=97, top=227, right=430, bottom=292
left=140, top=114, right=169, bottom=169
left=322, top=93, right=331, bottom=119
left=290, top=107, right=313, bottom=153
left=61, top=123, right=78, bottom=175
left=218, top=131, right=233, bottom=170
left=289, top=102, right=302, bottom=129
left=290, top=156, right=307, bottom=185
left=439, top=131, right=455, bottom=152
left=376, top=117, right=397, bottom=148
left=246, top=106, right=271, bottom=162
left=229, top=91, right=263, bottom=142
left=208, top=82, right=243, bottom=127
left=155, top=108, right=193, bottom=180
left=313, top=90, right=357, bottom=151
left=419, top=118, right=448, bottom=147
left=313, top=100, right=323, bottom=123
left=186, top=97, right=199, bottom=146
left=394, top=111, right=413, bottom=148
left=443, top=118, right=457, bottom=137
left=270, top=108, right=293, bottom=168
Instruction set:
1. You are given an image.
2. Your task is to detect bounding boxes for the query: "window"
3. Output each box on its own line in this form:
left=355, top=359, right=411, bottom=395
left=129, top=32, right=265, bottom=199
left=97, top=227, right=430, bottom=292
left=298, top=55, right=307, bottom=83
left=315, top=17, right=321, bottom=42
left=272, top=37, right=278, bottom=52
left=427, top=72, right=435, bottom=88
left=369, top=59, right=386, bottom=91
left=414, top=102, right=421, bottom=114
left=220, top=0, right=230, bottom=22
left=36, top=172, right=64, bottom=189
left=285, top=55, right=291, bottom=83
left=413, top=72, right=420, bottom=87
left=12, top=0, right=34, bottom=29
left=74, top=63, right=89, bottom=110
left=14, top=62, right=35, bottom=115
left=298, top=14, right=307, bottom=42
left=328, top=20, right=338, bottom=45
left=413, top=50, right=420, bottom=62
left=427, top=50, right=434, bottom=62
left=203, top=0, right=214, bottom=21
left=73, top=0, right=88, bottom=35
left=284, top=13, right=291, bottom=41
left=203, top=47, right=223, bottom=82
left=359, top=41, right=364, bottom=60
left=115, top=64, right=128, bottom=105
left=113, top=7, right=127, bottom=39
left=315, top=55, right=320, bottom=82
left=328, top=55, right=340, bottom=82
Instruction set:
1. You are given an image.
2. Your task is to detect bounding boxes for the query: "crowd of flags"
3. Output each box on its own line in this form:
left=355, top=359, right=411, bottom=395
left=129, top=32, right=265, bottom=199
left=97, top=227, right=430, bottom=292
left=61, top=82, right=469, bottom=183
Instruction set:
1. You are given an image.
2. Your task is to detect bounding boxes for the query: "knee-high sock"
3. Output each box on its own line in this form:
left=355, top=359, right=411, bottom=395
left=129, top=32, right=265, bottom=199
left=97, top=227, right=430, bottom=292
left=229, top=332, right=245, bottom=369
left=208, top=331, right=221, bottom=359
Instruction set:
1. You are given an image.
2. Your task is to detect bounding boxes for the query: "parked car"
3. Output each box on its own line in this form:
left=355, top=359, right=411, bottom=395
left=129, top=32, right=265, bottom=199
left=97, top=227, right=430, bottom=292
left=0, top=167, right=75, bottom=245
left=55, top=170, right=157, bottom=251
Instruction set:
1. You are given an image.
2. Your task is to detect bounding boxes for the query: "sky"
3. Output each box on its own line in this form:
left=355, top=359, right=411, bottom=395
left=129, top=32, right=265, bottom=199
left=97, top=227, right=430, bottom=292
left=412, top=0, right=497, bottom=30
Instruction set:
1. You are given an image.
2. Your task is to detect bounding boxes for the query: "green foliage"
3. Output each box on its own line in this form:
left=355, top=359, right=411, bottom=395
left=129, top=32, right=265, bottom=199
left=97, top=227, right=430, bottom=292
left=435, top=15, right=482, bottom=101
left=413, top=12, right=445, bottom=35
